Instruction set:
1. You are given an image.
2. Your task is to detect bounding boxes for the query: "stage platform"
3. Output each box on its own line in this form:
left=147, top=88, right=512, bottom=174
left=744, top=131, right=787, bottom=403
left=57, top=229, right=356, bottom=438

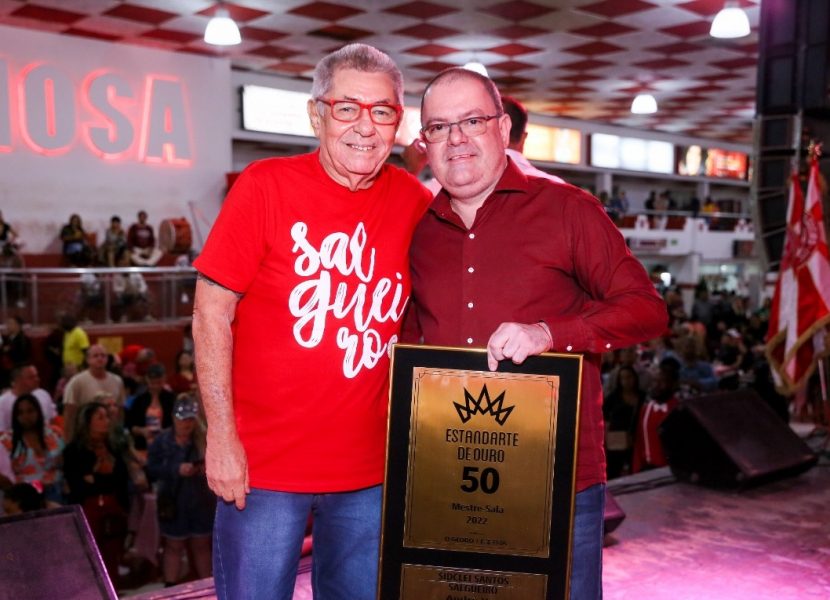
left=127, top=452, right=830, bottom=599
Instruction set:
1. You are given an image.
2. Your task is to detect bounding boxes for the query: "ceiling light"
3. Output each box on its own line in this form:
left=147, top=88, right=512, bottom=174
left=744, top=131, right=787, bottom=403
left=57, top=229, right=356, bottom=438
left=463, top=61, right=488, bottom=77
left=710, top=2, right=751, bottom=39
left=205, top=7, right=241, bottom=46
left=631, top=93, right=657, bottom=115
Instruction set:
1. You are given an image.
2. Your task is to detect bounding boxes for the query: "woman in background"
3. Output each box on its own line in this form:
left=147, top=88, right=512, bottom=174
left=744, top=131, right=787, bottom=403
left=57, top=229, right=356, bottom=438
left=63, top=402, right=130, bottom=584
left=60, top=213, right=93, bottom=266
left=168, top=350, right=197, bottom=396
left=0, top=393, right=64, bottom=503
left=147, top=394, right=214, bottom=586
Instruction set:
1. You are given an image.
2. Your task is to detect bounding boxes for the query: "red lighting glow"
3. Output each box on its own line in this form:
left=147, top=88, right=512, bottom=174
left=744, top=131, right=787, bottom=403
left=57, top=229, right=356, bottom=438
left=2, top=60, right=193, bottom=166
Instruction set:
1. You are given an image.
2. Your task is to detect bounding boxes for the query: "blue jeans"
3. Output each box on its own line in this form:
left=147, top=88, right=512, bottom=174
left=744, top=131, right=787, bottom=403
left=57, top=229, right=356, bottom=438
left=213, top=485, right=382, bottom=600
left=570, top=483, right=605, bottom=600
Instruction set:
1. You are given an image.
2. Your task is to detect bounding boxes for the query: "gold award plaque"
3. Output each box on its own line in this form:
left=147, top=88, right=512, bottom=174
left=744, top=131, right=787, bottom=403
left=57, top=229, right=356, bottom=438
left=403, top=368, right=558, bottom=557
left=400, top=564, right=547, bottom=600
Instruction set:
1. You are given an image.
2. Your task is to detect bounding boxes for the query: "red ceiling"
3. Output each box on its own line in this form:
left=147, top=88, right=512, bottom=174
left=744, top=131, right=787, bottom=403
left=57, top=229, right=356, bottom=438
left=0, top=0, right=761, bottom=144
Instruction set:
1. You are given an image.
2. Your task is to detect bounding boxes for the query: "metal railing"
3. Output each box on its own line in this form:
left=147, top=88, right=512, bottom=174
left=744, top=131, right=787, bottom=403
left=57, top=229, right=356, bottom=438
left=0, top=266, right=197, bottom=326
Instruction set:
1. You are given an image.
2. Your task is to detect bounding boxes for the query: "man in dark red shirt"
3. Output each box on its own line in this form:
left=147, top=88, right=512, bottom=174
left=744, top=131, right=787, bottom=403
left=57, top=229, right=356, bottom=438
left=405, top=67, right=667, bottom=599
left=128, top=210, right=162, bottom=266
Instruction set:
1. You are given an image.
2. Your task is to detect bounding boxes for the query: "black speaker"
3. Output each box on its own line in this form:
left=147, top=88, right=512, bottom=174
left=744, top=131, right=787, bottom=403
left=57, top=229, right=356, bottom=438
left=0, top=505, right=117, bottom=600
left=659, top=390, right=818, bottom=489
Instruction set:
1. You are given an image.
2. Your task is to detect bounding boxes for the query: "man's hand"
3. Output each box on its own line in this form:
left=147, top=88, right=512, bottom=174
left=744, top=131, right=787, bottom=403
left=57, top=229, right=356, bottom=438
left=486, top=322, right=552, bottom=371
left=206, top=432, right=249, bottom=510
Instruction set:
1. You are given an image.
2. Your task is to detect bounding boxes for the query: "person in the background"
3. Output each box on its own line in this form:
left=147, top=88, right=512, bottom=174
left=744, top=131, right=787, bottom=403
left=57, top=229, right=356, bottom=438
left=0, top=210, right=22, bottom=260
left=676, top=334, right=718, bottom=394
left=632, top=358, right=680, bottom=473
left=0, top=364, right=56, bottom=431
left=126, top=363, right=174, bottom=451
left=128, top=210, right=162, bottom=266
left=714, top=328, right=748, bottom=390
left=60, top=314, right=89, bottom=370
left=1, top=316, right=32, bottom=388
left=2, top=482, right=46, bottom=515
left=60, top=214, right=94, bottom=266
left=405, top=67, right=667, bottom=600
left=147, top=395, right=215, bottom=587
left=168, top=350, right=197, bottom=396
left=608, top=189, right=629, bottom=220
left=603, top=365, right=645, bottom=479
left=63, top=344, right=126, bottom=442
left=100, top=215, right=128, bottom=267
left=63, top=402, right=130, bottom=584
left=0, top=393, right=64, bottom=503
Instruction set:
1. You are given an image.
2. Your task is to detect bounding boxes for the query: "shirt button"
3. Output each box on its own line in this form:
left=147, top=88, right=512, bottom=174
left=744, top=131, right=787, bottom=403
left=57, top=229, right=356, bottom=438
left=467, top=337, right=473, bottom=344
left=566, top=345, right=573, bottom=352
left=467, top=302, right=474, bottom=309
left=467, top=266, right=475, bottom=273
left=469, top=233, right=475, bottom=240
left=605, top=343, right=612, bottom=349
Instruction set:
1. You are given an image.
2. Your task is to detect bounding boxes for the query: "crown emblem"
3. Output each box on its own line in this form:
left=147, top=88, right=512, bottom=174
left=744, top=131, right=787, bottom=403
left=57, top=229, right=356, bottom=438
left=454, top=384, right=514, bottom=426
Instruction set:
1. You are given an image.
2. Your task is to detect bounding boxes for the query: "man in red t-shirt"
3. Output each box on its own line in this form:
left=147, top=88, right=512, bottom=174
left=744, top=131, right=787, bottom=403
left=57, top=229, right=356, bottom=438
left=193, top=44, right=431, bottom=599
left=405, top=68, right=667, bottom=600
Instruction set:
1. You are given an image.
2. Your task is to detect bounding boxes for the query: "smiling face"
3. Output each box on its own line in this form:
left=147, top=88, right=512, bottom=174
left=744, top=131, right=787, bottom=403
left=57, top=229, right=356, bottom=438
left=421, top=75, right=510, bottom=204
left=308, top=68, right=400, bottom=191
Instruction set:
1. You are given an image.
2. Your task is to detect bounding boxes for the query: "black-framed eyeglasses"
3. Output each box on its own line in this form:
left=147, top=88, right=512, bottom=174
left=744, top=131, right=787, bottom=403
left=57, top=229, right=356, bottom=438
left=420, top=114, right=502, bottom=143
left=315, top=98, right=402, bottom=126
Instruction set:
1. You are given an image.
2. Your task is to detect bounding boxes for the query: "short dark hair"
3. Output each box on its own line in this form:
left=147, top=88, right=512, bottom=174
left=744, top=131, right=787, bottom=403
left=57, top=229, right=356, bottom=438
left=421, top=67, right=503, bottom=118
left=501, top=96, right=528, bottom=145
left=10, top=364, right=34, bottom=383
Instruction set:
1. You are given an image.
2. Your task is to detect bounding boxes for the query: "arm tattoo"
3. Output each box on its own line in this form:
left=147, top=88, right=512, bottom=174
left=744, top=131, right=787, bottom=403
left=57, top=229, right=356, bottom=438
left=197, top=273, right=243, bottom=298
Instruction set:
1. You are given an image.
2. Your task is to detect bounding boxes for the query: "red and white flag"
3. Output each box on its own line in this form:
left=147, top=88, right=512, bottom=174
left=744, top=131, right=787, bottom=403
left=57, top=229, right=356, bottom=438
left=766, top=157, right=830, bottom=394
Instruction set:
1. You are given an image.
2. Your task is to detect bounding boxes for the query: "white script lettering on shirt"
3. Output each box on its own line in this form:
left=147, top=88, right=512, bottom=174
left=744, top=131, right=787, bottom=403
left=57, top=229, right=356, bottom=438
left=288, top=221, right=407, bottom=378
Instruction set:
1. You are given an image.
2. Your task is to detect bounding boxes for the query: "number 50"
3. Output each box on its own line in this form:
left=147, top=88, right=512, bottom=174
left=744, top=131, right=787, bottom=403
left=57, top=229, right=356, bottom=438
left=460, top=466, right=500, bottom=494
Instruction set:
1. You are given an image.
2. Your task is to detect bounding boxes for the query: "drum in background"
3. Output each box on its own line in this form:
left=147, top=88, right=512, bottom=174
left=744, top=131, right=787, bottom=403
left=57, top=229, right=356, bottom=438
left=158, top=218, right=192, bottom=255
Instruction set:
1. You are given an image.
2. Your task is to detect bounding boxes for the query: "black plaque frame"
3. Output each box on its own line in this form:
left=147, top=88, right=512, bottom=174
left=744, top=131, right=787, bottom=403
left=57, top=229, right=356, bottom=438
left=378, top=344, right=582, bottom=600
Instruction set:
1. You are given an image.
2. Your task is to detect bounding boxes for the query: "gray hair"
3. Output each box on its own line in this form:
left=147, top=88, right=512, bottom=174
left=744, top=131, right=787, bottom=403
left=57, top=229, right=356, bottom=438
left=420, top=67, right=503, bottom=118
left=311, top=44, right=403, bottom=105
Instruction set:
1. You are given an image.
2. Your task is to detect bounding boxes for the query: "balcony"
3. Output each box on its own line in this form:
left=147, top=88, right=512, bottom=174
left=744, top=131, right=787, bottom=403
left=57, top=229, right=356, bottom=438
left=0, top=265, right=196, bottom=327
left=614, top=211, right=755, bottom=261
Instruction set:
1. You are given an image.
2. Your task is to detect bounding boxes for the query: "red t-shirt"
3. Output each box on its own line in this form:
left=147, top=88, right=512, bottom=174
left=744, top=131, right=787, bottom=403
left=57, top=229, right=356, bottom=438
left=632, top=397, right=679, bottom=473
left=194, top=152, right=431, bottom=492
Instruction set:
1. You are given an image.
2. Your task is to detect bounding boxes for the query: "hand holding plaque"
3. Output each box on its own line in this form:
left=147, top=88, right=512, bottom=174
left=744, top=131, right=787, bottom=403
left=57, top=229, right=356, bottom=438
left=379, top=345, right=582, bottom=600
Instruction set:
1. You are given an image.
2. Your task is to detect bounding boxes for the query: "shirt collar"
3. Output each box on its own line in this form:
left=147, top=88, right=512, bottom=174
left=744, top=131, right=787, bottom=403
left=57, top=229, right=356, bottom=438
left=428, top=156, right=529, bottom=217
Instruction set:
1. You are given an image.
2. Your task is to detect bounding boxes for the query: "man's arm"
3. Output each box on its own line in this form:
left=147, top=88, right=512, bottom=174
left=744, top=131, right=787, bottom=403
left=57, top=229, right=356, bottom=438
left=62, top=381, right=78, bottom=442
left=192, top=274, right=248, bottom=509
left=487, top=192, right=667, bottom=369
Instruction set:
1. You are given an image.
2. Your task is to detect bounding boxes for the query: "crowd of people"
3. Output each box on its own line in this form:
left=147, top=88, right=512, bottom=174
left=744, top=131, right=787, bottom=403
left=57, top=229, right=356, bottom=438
left=60, top=210, right=164, bottom=268
left=0, top=326, right=210, bottom=590
left=600, top=286, right=791, bottom=479
left=0, top=41, right=811, bottom=600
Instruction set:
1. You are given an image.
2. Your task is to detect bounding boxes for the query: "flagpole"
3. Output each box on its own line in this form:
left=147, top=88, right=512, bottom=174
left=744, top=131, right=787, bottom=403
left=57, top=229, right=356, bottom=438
left=820, top=359, right=829, bottom=427
left=811, top=142, right=829, bottom=433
